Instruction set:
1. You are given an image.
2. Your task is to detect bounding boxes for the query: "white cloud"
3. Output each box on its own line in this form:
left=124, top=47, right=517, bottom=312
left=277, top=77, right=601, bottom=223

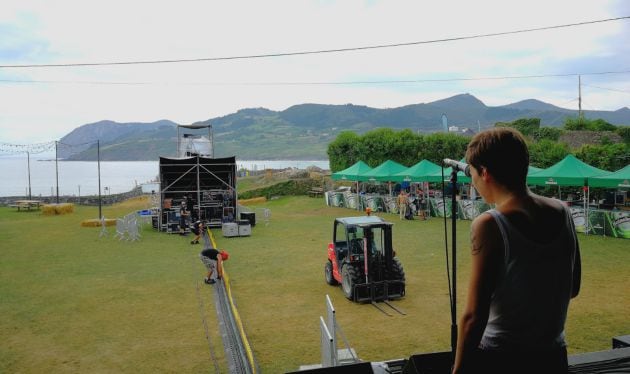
left=1, top=0, right=629, bottom=143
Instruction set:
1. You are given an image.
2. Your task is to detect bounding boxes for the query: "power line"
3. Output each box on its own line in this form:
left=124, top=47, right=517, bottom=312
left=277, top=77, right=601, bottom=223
left=583, top=83, right=630, bottom=95
left=2, top=69, right=630, bottom=87
left=0, top=16, right=628, bottom=69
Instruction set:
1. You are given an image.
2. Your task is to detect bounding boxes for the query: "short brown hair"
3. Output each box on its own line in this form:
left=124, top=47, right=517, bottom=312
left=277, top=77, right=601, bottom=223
left=465, top=127, right=529, bottom=191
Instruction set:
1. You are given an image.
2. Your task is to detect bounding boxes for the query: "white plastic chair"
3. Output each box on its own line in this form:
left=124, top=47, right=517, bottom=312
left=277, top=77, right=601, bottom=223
left=99, top=216, right=108, bottom=238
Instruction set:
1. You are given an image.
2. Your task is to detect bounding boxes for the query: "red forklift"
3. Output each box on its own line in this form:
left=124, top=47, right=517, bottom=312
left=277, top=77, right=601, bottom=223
left=325, top=216, right=405, bottom=312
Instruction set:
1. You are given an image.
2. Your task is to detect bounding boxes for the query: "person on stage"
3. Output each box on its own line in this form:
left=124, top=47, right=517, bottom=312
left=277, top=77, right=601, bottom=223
left=453, top=127, right=581, bottom=373
left=178, top=201, right=189, bottom=236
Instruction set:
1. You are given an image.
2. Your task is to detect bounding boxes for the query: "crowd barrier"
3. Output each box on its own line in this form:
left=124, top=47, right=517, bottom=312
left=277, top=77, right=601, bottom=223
left=324, top=191, right=629, bottom=239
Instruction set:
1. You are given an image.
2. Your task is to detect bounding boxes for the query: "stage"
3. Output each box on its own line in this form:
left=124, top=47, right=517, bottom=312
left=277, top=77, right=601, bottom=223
left=289, top=345, right=630, bottom=373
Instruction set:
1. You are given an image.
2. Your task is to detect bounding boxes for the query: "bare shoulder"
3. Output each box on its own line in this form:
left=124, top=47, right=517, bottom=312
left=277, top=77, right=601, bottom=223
left=471, top=211, right=496, bottom=230
left=471, top=213, right=502, bottom=255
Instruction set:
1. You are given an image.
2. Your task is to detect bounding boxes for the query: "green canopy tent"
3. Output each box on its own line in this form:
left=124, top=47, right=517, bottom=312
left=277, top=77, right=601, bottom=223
left=331, top=161, right=374, bottom=210
left=363, top=160, right=409, bottom=181
left=528, top=165, right=543, bottom=175
left=443, top=163, right=544, bottom=198
left=527, top=154, right=609, bottom=187
left=362, top=160, right=409, bottom=195
left=331, top=160, right=373, bottom=182
left=588, top=164, right=630, bottom=188
left=527, top=155, right=610, bottom=235
left=392, top=159, right=443, bottom=182
left=443, top=164, right=541, bottom=184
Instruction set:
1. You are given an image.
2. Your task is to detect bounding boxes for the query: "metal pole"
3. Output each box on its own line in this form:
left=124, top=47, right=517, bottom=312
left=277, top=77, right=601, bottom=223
left=196, top=155, right=201, bottom=221
left=578, top=75, right=582, bottom=119
left=177, top=126, right=180, bottom=157
left=78, top=185, right=81, bottom=205
left=55, top=141, right=59, bottom=203
left=450, top=171, right=458, bottom=354
left=209, top=124, right=214, bottom=158
left=325, top=295, right=337, bottom=366
left=98, top=140, right=102, bottom=219
left=585, top=186, right=590, bottom=236
left=27, top=151, right=32, bottom=200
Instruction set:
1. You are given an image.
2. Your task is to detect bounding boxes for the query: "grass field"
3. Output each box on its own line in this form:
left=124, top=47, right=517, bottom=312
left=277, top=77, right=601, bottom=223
left=1, top=196, right=629, bottom=373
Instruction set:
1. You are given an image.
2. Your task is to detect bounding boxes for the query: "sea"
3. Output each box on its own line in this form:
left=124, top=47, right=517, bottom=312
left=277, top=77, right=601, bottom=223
left=0, top=156, right=329, bottom=197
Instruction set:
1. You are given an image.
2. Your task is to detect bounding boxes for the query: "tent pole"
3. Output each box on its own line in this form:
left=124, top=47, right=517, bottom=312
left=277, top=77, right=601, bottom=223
left=197, top=155, right=200, bottom=221
left=233, top=167, right=238, bottom=219
left=585, top=186, right=589, bottom=236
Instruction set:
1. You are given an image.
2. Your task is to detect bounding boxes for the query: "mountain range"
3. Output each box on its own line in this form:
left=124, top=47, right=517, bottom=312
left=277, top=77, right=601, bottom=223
left=59, top=93, right=630, bottom=161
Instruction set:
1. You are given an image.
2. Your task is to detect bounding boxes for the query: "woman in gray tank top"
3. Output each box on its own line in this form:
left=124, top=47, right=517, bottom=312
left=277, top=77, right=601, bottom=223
left=452, top=128, right=581, bottom=374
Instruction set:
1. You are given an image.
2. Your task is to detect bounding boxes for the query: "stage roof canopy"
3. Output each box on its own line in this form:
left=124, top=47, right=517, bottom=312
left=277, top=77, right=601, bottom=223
left=159, top=156, right=236, bottom=196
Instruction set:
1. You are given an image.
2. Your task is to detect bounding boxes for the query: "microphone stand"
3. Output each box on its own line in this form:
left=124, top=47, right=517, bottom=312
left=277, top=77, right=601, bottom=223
left=449, top=169, right=459, bottom=355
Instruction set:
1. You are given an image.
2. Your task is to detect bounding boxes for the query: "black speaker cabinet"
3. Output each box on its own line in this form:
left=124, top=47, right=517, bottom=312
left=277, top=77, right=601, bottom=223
left=613, top=335, right=630, bottom=349
left=240, top=212, right=256, bottom=227
left=402, top=351, right=453, bottom=374
left=286, top=362, right=374, bottom=374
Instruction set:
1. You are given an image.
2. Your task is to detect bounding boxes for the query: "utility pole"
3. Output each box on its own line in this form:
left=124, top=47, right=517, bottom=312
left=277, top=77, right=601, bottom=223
left=27, top=151, right=32, bottom=200
left=98, top=140, right=102, bottom=219
left=55, top=141, right=59, bottom=203
left=578, top=75, right=583, bottom=120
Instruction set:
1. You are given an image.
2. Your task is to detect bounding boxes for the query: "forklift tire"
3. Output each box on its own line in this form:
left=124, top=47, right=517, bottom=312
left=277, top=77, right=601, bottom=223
left=392, top=258, right=406, bottom=281
left=341, top=264, right=361, bottom=300
left=325, top=261, right=338, bottom=285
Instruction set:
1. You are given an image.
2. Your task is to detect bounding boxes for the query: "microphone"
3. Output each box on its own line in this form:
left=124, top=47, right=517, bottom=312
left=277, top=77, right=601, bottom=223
left=443, top=158, right=471, bottom=177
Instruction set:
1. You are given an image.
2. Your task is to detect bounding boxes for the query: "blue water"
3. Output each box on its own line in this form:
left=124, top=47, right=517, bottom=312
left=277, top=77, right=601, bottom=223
left=0, top=157, right=329, bottom=197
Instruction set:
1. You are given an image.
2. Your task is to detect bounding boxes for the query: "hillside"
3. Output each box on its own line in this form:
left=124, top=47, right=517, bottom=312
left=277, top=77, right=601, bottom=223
left=60, top=94, right=630, bottom=160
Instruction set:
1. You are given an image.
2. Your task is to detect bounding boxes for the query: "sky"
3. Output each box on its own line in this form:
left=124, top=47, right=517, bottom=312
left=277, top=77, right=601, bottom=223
left=1, top=0, right=629, bottom=145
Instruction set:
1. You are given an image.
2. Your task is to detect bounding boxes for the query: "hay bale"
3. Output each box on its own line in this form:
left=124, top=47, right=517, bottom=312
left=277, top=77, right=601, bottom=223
left=81, top=218, right=116, bottom=227
left=42, top=203, right=75, bottom=216
left=239, top=197, right=267, bottom=205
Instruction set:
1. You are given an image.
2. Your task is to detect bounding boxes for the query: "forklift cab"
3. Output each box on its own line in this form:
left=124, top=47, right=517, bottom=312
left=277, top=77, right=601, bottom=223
left=327, top=216, right=404, bottom=303
left=333, top=216, right=388, bottom=266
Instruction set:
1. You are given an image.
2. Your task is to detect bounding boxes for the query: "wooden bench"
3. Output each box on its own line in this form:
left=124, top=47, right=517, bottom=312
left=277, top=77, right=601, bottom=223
left=309, top=187, right=324, bottom=197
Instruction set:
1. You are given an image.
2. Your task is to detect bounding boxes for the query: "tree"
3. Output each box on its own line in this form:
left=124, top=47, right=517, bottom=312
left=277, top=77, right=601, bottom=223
left=564, top=117, right=587, bottom=131
left=528, top=139, right=570, bottom=168
left=421, top=133, right=469, bottom=165
left=496, top=118, right=540, bottom=136
left=389, top=129, right=423, bottom=166
left=357, top=128, right=397, bottom=167
left=564, top=117, right=616, bottom=131
left=327, top=129, right=469, bottom=172
left=575, top=143, right=629, bottom=171
left=616, top=126, right=630, bottom=144
left=327, top=131, right=360, bottom=172
left=532, top=127, right=563, bottom=142
left=589, top=119, right=617, bottom=132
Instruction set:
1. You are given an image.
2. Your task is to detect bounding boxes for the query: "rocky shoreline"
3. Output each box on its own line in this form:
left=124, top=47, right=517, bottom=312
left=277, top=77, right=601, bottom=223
left=1, top=186, right=145, bottom=207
